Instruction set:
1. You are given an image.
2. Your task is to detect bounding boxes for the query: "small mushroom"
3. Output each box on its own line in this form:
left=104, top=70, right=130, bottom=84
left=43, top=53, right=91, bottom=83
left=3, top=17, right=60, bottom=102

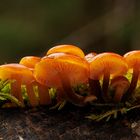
left=110, top=76, right=130, bottom=102
left=85, top=52, right=97, bottom=63
left=19, top=56, right=41, bottom=70
left=123, top=50, right=140, bottom=97
left=34, top=53, right=96, bottom=106
left=19, top=56, right=51, bottom=105
left=90, top=52, right=128, bottom=101
left=46, top=44, right=85, bottom=58
left=0, top=64, right=38, bottom=106
left=85, top=52, right=101, bottom=99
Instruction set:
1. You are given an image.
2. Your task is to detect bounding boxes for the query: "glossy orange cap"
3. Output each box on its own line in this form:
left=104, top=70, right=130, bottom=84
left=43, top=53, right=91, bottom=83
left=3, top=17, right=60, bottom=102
left=19, top=56, right=41, bottom=69
left=0, top=64, right=34, bottom=83
left=124, top=50, right=140, bottom=69
left=34, top=53, right=89, bottom=88
left=90, top=52, right=128, bottom=79
left=46, top=45, right=85, bottom=58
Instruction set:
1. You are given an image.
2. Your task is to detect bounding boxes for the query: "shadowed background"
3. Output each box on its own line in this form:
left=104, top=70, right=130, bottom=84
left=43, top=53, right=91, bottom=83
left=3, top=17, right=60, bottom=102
left=0, top=1, right=140, bottom=139
left=0, top=0, right=140, bottom=64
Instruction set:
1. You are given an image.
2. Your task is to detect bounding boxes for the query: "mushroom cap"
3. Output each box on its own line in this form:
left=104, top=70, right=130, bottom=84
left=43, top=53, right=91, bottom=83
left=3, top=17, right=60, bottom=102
left=46, top=45, right=85, bottom=58
left=0, top=64, right=34, bottom=84
left=124, top=50, right=140, bottom=69
left=43, top=52, right=66, bottom=59
left=19, top=56, right=41, bottom=69
left=90, top=52, right=128, bottom=79
left=85, top=52, right=97, bottom=63
left=34, top=53, right=89, bottom=88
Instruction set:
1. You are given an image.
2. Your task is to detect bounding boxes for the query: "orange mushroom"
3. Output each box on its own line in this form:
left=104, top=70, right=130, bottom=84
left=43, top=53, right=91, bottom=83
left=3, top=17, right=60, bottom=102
left=19, top=56, right=41, bottom=70
left=123, top=50, right=140, bottom=97
left=19, top=56, right=51, bottom=105
left=90, top=52, right=128, bottom=101
left=0, top=64, right=38, bottom=106
left=84, top=52, right=102, bottom=100
left=46, top=45, right=85, bottom=58
left=34, top=53, right=96, bottom=106
left=110, top=76, right=130, bottom=102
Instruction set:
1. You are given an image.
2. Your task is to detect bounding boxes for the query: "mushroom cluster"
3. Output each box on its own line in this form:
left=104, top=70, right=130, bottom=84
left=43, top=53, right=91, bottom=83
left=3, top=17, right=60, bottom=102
left=0, top=45, right=140, bottom=108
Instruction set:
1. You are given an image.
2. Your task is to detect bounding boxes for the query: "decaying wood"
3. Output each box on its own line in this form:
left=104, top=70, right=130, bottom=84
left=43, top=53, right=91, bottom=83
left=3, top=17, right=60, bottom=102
left=0, top=105, right=139, bottom=140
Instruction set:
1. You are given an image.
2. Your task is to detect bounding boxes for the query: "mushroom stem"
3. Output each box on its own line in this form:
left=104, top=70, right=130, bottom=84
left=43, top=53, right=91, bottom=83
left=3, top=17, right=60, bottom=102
left=59, top=73, right=97, bottom=106
left=89, top=78, right=103, bottom=101
left=102, top=70, right=110, bottom=101
left=26, top=83, right=39, bottom=107
left=11, top=80, right=24, bottom=104
left=37, top=83, right=51, bottom=105
left=56, top=88, right=65, bottom=103
left=128, top=68, right=139, bottom=95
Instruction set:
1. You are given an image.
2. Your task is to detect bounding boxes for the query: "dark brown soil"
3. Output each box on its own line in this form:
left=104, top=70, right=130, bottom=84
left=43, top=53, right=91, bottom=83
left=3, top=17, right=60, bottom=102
left=0, top=105, right=139, bottom=140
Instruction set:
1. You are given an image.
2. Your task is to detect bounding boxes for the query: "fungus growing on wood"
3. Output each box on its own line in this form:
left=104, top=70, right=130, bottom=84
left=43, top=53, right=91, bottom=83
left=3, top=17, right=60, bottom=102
left=34, top=53, right=96, bottom=106
left=110, top=76, right=130, bottom=102
left=90, top=53, right=128, bottom=101
left=19, top=57, right=51, bottom=105
left=85, top=52, right=101, bottom=99
left=0, top=64, right=38, bottom=106
left=46, top=45, right=85, bottom=58
left=123, top=50, right=140, bottom=98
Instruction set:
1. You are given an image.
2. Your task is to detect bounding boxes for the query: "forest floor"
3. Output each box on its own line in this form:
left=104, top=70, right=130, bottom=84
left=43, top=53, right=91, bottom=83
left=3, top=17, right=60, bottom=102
left=0, top=105, right=140, bottom=140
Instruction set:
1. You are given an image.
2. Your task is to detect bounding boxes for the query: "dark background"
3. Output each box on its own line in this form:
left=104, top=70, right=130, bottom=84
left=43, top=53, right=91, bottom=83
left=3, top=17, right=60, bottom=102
left=0, top=0, right=140, bottom=64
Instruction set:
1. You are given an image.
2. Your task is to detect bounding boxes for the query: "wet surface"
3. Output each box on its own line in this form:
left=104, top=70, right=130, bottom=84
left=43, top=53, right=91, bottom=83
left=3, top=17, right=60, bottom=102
left=0, top=105, right=139, bottom=140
